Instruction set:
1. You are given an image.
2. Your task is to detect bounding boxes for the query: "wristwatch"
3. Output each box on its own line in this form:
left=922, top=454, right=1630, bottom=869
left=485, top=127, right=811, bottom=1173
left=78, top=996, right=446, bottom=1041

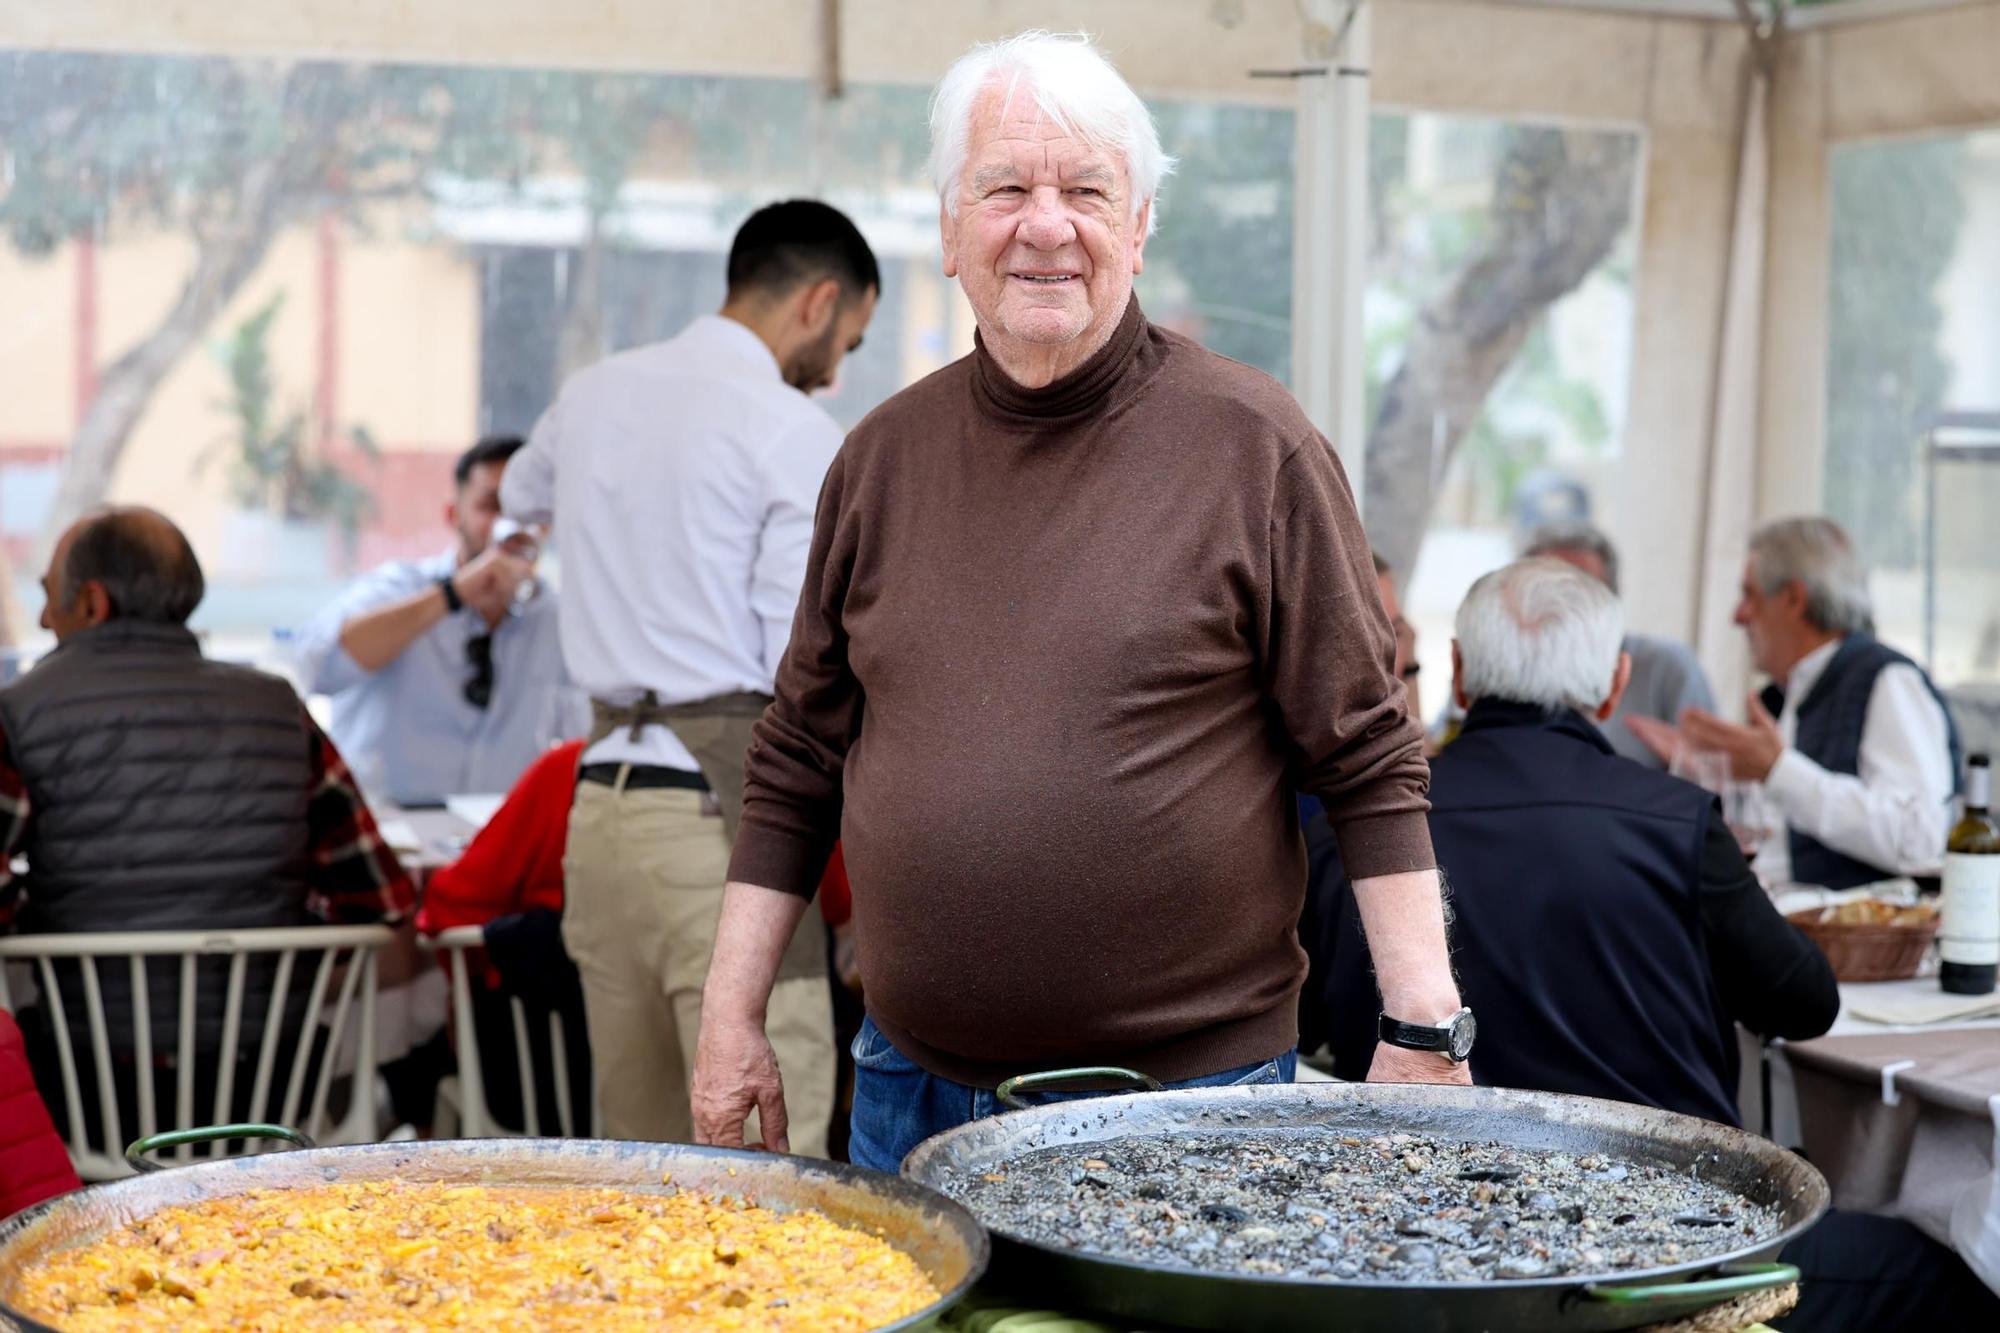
left=438, top=575, right=464, bottom=614
left=1378, top=1007, right=1477, bottom=1063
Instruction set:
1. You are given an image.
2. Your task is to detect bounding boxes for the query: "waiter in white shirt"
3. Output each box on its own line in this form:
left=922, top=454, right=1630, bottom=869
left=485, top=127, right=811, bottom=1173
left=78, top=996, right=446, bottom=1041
left=1628, top=517, right=1960, bottom=889
left=501, top=201, right=880, bottom=1152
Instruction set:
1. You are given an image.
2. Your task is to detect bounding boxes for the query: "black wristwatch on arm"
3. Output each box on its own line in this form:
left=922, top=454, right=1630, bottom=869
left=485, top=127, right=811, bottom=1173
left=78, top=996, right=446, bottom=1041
left=438, top=575, right=464, bottom=614
left=1378, top=1007, right=1477, bottom=1063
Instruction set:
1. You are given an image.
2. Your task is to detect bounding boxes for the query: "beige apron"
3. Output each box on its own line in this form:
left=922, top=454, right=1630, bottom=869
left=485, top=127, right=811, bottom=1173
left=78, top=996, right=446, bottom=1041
left=587, top=690, right=827, bottom=982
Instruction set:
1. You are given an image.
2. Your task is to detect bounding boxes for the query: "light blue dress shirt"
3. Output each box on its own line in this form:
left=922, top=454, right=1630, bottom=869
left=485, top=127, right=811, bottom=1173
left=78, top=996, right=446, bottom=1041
left=294, top=549, right=580, bottom=805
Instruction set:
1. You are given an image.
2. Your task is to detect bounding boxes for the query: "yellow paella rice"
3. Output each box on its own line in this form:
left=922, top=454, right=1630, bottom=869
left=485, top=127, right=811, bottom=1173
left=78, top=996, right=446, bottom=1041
left=14, top=1180, right=940, bottom=1331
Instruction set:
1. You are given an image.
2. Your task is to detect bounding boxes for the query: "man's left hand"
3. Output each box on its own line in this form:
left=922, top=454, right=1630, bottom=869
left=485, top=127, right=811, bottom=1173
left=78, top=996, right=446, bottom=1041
left=1365, top=1042, right=1471, bottom=1086
left=1677, top=693, right=1785, bottom=782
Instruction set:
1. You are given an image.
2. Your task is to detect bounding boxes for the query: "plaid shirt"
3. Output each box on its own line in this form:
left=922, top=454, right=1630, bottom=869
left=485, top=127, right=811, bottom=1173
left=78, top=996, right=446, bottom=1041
left=0, top=705, right=415, bottom=929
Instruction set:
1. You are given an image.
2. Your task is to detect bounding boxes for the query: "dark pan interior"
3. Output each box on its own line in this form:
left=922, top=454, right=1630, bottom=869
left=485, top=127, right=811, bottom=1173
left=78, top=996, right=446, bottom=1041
left=0, top=1138, right=987, bottom=1333
left=903, top=1081, right=1827, bottom=1295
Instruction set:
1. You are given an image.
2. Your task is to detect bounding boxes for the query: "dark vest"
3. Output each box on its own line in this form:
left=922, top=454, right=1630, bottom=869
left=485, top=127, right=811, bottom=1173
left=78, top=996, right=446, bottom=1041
left=1759, top=634, right=1962, bottom=891
left=0, top=621, right=317, bottom=1053
left=1303, top=701, right=1743, bottom=1125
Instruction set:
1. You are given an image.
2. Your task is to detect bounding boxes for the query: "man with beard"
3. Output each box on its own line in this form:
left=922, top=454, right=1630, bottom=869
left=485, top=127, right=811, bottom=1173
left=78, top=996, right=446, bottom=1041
left=298, top=435, right=567, bottom=806
left=501, top=200, right=878, bottom=1151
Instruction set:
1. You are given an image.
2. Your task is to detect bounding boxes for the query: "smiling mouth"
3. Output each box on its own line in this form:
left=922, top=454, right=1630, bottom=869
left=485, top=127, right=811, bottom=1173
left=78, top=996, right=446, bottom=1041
left=1012, top=273, right=1079, bottom=284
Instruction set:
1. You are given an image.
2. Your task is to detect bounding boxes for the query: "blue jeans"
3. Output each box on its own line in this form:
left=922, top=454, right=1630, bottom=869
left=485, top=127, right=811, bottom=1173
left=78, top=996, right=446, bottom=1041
left=847, top=1016, right=1297, bottom=1173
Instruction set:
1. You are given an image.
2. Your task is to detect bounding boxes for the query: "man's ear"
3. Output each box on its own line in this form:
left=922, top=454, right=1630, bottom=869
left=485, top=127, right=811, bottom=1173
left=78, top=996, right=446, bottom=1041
left=1596, top=651, right=1634, bottom=721
left=1451, top=640, right=1470, bottom=712
left=77, top=579, right=113, bottom=627
left=940, top=204, right=959, bottom=278
left=1130, top=197, right=1152, bottom=274
left=800, top=277, right=842, bottom=335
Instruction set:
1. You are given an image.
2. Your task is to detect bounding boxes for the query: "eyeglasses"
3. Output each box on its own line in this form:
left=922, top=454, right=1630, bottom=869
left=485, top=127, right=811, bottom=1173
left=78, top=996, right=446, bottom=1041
left=464, top=633, right=494, bottom=710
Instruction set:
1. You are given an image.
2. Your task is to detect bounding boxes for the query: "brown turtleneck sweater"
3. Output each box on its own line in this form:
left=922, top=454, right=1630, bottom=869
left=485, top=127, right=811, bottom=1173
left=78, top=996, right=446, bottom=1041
left=731, top=298, right=1433, bottom=1086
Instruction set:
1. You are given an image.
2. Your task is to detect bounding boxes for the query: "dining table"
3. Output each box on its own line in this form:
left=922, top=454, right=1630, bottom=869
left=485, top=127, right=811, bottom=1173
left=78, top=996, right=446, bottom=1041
left=1739, top=976, right=2000, bottom=1296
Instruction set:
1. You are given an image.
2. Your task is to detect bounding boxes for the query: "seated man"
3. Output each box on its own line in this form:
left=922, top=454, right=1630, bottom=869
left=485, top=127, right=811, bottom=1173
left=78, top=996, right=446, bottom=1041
left=0, top=507, right=414, bottom=1132
left=1627, top=516, right=1960, bottom=890
left=295, top=436, right=574, bottom=806
left=1303, top=557, right=1837, bottom=1125
left=1524, top=520, right=1715, bottom=768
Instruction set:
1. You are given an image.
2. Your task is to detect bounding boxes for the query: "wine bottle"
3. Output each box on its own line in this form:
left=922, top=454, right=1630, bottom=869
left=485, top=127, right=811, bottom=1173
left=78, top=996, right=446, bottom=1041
left=1940, top=752, right=2000, bottom=995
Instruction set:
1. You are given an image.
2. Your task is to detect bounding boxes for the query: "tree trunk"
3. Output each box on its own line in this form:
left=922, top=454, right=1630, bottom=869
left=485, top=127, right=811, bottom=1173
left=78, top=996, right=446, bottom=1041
left=1364, top=129, right=1640, bottom=577
left=33, top=154, right=302, bottom=568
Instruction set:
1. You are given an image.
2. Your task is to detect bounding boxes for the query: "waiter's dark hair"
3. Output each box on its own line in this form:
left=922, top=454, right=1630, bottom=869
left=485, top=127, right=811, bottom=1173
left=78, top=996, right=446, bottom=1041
left=727, top=200, right=880, bottom=305
left=454, top=435, right=523, bottom=488
left=60, top=505, right=205, bottom=625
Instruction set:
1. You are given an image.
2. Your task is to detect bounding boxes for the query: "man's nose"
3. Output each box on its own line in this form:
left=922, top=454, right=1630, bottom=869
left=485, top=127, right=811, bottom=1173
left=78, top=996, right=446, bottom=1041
left=1733, top=602, right=1752, bottom=626
left=1017, top=187, right=1076, bottom=248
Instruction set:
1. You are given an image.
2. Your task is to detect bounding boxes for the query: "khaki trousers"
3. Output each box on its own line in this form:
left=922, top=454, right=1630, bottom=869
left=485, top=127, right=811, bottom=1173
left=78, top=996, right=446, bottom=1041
left=561, top=775, right=834, bottom=1155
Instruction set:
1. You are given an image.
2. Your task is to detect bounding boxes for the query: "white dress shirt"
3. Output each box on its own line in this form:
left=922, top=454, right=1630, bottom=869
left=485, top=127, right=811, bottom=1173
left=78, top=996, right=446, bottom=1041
left=501, top=315, right=843, bottom=771
left=1755, top=637, right=1956, bottom=885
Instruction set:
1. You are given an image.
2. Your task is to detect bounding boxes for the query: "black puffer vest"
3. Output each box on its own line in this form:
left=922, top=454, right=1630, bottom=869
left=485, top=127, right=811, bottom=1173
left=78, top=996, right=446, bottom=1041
left=0, top=621, right=316, bottom=1054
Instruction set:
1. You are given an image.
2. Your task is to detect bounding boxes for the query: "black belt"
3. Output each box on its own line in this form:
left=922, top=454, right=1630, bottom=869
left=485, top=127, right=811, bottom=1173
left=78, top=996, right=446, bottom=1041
left=577, top=763, right=710, bottom=793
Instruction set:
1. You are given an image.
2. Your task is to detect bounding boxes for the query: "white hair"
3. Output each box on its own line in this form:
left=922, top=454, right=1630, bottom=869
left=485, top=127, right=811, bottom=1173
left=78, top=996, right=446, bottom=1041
left=1748, top=516, right=1874, bottom=636
left=928, top=30, right=1175, bottom=237
left=1456, top=559, right=1625, bottom=714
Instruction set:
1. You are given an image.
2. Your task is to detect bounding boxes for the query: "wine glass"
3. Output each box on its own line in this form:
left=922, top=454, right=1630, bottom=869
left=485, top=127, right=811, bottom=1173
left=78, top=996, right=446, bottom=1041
left=1724, top=780, right=1775, bottom=857
left=1671, top=748, right=1730, bottom=797
left=490, top=517, right=546, bottom=609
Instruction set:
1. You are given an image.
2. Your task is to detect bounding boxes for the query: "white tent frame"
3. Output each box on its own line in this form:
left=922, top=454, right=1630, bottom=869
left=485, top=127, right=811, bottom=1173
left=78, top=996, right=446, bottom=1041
left=9, top=0, right=2000, bottom=695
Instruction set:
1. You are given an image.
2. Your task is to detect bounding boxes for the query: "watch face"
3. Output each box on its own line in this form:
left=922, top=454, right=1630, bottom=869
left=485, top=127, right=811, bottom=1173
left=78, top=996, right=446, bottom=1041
left=1448, top=1009, right=1478, bottom=1062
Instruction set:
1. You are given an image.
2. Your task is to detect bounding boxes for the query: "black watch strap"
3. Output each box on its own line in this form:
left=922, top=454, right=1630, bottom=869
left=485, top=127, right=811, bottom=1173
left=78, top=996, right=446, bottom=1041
left=1378, top=1014, right=1451, bottom=1052
left=439, top=575, right=463, bottom=614
left=1378, top=1007, right=1476, bottom=1062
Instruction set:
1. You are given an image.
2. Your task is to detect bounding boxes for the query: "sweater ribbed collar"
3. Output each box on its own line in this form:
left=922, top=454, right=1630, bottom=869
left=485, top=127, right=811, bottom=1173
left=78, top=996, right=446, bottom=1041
left=970, top=296, right=1148, bottom=427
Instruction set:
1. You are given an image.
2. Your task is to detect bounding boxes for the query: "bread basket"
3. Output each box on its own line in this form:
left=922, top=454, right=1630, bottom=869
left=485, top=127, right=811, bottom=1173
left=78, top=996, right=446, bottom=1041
left=1785, top=907, right=1938, bottom=983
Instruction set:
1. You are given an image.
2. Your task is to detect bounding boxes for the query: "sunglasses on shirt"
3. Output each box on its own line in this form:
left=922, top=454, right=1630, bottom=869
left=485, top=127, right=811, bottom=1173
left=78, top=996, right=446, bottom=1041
left=464, top=633, right=494, bottom=710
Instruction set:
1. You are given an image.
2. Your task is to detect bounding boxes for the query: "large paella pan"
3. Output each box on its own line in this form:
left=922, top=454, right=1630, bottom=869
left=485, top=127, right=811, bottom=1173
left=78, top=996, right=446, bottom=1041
left=905, top=1077, right=1826, bottom=1333
left=0, top=1127, right=987, bottom=1331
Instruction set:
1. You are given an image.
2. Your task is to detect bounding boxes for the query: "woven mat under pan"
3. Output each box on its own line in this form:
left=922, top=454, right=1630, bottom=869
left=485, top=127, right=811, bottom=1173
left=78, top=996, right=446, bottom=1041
left=937, top=1283, right=1800, bottom=1333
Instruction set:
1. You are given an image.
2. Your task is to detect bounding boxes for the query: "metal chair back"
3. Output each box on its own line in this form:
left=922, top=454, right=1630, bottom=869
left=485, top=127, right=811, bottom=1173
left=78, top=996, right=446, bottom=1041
left=423, top=925, right=598, bottom=1138
left=0, top=925, right=392, bottom=1179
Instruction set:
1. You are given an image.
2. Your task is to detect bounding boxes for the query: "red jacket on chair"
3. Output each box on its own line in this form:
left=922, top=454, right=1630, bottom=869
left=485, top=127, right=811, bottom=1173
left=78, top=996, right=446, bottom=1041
left=0, top=1010, right=80, bottom=1217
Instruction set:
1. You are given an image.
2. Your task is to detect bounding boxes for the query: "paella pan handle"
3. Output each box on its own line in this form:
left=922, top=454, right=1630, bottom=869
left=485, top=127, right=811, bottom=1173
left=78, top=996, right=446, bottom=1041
left=995, top=1067, right=1164, bottom=1111
left=1580, top=1261, right=1799, bottom=1307
left=125, top=1123, right=318, bottom=1173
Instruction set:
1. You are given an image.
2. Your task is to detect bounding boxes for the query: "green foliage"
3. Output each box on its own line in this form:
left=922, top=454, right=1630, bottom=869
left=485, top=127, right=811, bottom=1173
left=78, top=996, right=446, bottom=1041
left=1458, top=321, right=1609, bottom=522
left=1142, top=100, right=1296, bottom=381
left=204, top=292, right=376, bottom=537
left=1825, top=136, right=1966, bottom=569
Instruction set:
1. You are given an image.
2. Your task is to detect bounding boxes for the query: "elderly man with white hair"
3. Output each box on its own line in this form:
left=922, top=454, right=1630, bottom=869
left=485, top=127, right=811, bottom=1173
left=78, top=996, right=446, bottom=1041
left=692, top=31, right=1466, bottom=1169
left=1627, top=516, right=1962, bottom=890
left=1303, top=558, right=1836, bottom=1125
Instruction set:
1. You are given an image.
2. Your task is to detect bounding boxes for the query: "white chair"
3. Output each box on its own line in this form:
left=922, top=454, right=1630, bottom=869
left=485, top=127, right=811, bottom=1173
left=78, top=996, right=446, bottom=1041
left=0, top=925, right=393, bottom=1179
left=423, top=925, right=598, bottom=1139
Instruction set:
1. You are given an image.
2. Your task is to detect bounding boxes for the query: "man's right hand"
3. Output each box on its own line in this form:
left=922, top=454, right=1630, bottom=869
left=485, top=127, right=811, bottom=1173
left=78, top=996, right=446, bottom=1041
left=449, top=548, right=533, bottom=623
left=691, top=1015, right=790, bottom=1152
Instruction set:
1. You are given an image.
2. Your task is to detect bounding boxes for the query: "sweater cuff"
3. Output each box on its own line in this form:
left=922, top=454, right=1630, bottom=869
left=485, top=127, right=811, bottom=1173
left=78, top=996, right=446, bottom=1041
left=725, top=818, right=830, bottom=900
left=1332, top=810, right=1437, bottom=881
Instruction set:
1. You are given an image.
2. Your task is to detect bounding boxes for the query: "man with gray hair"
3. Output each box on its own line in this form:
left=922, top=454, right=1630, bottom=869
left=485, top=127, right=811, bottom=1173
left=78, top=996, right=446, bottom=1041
left=1303, top=558, right=1835, bottom=1124
left=1626, top=516, right=1960, bottom=890
left=695, top=30, right=1465, bottom=1168
left=0, top=507, right=413, bottom=1137
left=1523, top=520, right=1714, bottom=768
